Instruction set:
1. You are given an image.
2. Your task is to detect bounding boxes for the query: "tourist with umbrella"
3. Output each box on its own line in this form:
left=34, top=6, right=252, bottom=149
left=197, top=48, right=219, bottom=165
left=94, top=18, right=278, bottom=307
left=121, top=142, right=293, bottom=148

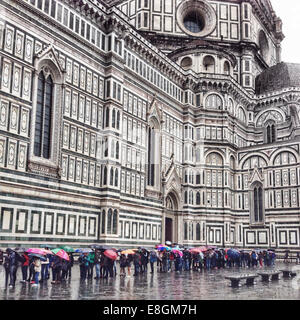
left=51, top=255, right=62, bottom=284
left=149, top=250, right=157, bottom=274
left=94, top=249, right=101, bottom=279
left=183, top=249, right=190, bottom=271
left=20, top=251, right=30, bottom=283
left=87, top=250, right=95, bottom=279
left=103, top=250, right=117, bottom=277
left=141, top=249, right=149, bottom=273
left=32, top=256, right=41, bottom=287
left=6, top=248, right=19, bottom=288
left=174, top=252, right=183, bottom=273
left=162, top=249, right=169, bottom=273
left=133, top=251, right=141, bottom=276
left=120, top=254, right=127, bottom=276
left=40, top=253, right=50, bottom=283
left=3, top=250, right=10, bottom=288
left=66, top=252, right=74, bottom=279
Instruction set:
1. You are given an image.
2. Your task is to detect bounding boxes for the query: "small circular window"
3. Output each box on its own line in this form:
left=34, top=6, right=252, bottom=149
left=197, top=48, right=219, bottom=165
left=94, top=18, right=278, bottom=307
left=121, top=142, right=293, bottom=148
left=177, top=0, right=216, bottom=37
left=183, top=12, right=205, bottom=34
left=181, top=57, right=193, bottom=70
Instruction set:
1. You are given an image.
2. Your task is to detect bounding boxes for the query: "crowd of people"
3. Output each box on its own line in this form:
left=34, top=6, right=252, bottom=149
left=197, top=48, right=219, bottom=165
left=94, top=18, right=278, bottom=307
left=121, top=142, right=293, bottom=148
left=0, top=244, right=285, bottom=289
left=0, top=247, right=74, bottom=288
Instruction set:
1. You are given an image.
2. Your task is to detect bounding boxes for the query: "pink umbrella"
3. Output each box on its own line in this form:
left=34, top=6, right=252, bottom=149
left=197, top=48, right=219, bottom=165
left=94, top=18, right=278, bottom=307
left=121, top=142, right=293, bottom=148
left=26, top=248, right=50, bottom=255
left=172, top=249, right=183, bottom=257
left=51, top=248, right=69, bottom=261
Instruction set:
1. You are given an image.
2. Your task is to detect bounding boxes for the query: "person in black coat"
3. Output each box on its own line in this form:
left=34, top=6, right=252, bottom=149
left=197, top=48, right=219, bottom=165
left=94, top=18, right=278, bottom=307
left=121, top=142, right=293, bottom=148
left=7, top=248, right=19, bottom=288
left=51, top=255, right=62, bottom=284
left=3, top=252, right=10, bottom=288
left=67, top=253, right=74, bottom=279
left=107, top=258, right=114, bottom=278
left=133, top=252, right=140, bottom=276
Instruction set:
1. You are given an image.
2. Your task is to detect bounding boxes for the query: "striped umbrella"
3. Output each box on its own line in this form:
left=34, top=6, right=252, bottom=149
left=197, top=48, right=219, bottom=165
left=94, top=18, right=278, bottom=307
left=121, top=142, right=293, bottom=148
left=51, top=248, right=69, bottom=261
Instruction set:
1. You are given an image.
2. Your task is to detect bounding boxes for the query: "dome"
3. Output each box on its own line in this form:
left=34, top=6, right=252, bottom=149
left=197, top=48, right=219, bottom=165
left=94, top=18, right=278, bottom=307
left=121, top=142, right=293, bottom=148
left=255, top=62, right=300, bottom=95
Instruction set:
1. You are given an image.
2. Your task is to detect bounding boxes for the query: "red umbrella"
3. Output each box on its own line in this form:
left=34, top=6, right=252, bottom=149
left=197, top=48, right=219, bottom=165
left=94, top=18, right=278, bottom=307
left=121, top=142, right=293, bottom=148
left=104, top=249, right=118, bottom=260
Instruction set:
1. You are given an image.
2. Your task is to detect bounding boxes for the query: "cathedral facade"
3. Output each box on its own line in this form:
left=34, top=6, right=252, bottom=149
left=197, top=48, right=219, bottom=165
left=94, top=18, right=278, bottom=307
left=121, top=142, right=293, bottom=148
left=0, top=0, right=300, bottom=252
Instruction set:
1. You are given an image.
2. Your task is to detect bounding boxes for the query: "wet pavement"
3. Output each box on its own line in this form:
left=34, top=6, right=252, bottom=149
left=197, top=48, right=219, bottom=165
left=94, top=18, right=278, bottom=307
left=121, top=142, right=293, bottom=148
left=1, top=262, right=300, bottom=300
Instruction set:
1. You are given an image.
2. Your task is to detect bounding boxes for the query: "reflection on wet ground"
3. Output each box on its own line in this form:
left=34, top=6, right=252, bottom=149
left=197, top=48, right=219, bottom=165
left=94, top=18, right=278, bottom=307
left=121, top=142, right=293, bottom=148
left=1, top=262, right=300, bottom=300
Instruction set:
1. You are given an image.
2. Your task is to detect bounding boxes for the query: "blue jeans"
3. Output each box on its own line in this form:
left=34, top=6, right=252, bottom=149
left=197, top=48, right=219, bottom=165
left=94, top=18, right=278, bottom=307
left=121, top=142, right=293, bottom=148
left=95, top=263, right=100, bottom=278
left=206, top=258, right=211, bottom=269
left=41, top=264, right=49, bottom=280
left=21, top=266, right=28, bottom=281
left=34, top=271, right=40, bottom=284
left=184, top=260, right=189, bottom=271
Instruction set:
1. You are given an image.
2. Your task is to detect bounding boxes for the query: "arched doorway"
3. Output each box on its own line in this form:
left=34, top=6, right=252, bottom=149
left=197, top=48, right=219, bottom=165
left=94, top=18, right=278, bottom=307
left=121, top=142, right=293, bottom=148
left=165, top=192, right=179, bottom=243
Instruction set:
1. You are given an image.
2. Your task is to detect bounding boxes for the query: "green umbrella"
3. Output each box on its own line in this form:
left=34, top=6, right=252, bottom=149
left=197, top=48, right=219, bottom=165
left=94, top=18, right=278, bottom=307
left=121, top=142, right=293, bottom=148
left=59, top=245, right=75, bottom=253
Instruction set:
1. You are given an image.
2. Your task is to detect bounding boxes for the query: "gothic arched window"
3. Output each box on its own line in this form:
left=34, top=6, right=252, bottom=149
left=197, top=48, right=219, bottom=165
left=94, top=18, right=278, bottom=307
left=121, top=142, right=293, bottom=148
left=196, top=192, right=201, bottom=205
left=112, top=209, right=118, bottom=234
left=147, top=121, right=160, bottom=188
left=110, top=167, right=114, bottom=186
left=196, top=223, right=201, bottom=241
left=103, top=166, right=107, bottom=185
left=251, top=182, right=264, bottom=224
left=107, top=209, right=112, bottom=234
left=266, top=122, right=276, bottom=144
left=184, top=222, right=188, bottom=240
left=112, top=109, right=116, bottom=128
left=105, top=107, right=110, bottom=127
left=114, top=168, right=118, bottom=187
left=184, top=191, right=188, bottom=204
left=101, top=210, right=106, bottom=234
left=34, top=71, right=53, bottom=159
left=116, top=110, right=120, bottom=130
left=206, top=94, right=223, bottom=110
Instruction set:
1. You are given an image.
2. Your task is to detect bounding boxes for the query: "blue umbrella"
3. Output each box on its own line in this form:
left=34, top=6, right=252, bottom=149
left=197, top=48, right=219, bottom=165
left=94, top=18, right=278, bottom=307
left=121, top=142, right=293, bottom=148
left=28, top=253, right=47, bottom=261
left=75, top=248, right=93, bottom=253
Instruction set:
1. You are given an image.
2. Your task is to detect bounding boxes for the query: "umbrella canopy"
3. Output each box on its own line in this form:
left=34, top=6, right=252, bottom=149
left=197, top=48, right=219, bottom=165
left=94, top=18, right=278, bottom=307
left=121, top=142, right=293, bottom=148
left=28, top=253, right=47, bottom=261
left=104, top=249, right=118, bottom=260
left=121, top=249, right=135, bottom=255
left=59, top=245, right=75, bottom=253
left=51, top=248, right=70, bottom=261
left=26, top=248, right=52, bottom=255
left=75, top=248, right=93, bottom=254
left=165, top=241, right=172, bottom=246
left=157, top=245, right=171, bottom=251
left=172, top=249, right=183, bottom=257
